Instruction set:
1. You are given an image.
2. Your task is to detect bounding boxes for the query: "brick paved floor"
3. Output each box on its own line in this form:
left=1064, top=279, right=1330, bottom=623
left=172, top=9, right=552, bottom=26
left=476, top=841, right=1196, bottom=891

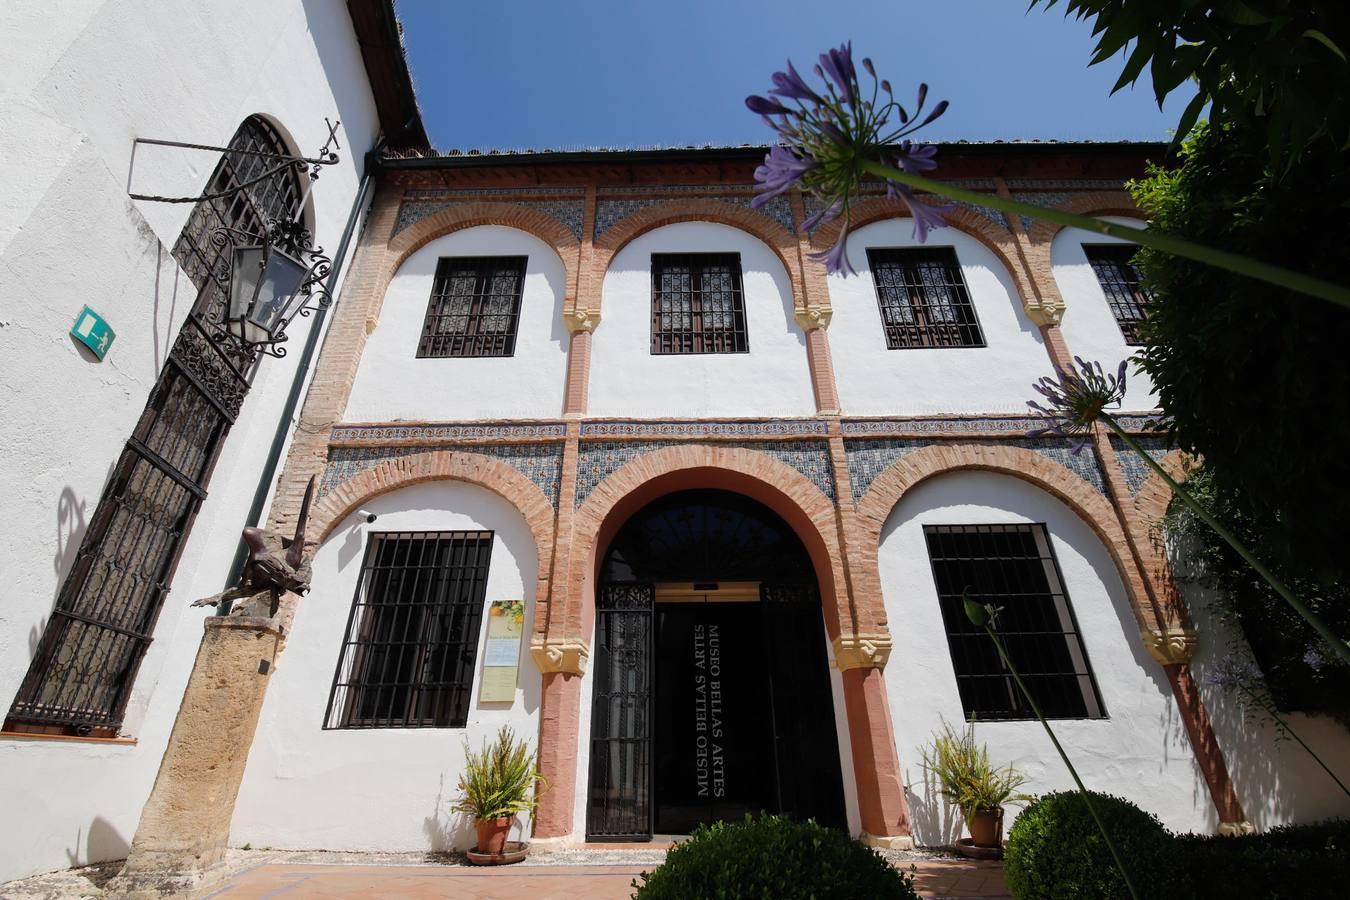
left=202, top=859, right=1009, bottom=899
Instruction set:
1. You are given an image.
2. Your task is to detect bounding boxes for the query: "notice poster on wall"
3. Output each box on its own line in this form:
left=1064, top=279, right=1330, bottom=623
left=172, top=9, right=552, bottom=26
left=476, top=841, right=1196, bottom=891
left=478, top=600, right=525, bottom=703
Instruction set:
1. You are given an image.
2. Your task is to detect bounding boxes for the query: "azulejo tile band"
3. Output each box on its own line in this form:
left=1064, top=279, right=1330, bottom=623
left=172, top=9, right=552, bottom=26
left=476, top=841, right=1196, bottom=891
left=1003, top=178, right=1128, bottom=190
left=580, top=419, right=828, bottom=437
left=404, top=186, right=587, bottom=199
left=844, top=436, right=1109, bottom=502
left=575, top=440, right=835, bottom=507
left=1110, top=434, right=1173, bottom=496
left=322, top=443, right=564, bottom=506
left=392, top=199, right=586, bottom=239
left=841, top=416, right=1038, bottom=435
left=1111, top=414, right=1167, bottom=434
left=592, top=195, right=795, bottom=238
left=330, top=422, right=568, bottom=443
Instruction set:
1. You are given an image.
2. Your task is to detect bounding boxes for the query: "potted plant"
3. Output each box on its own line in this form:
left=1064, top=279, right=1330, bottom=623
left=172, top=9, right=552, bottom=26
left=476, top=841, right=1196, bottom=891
left=920, top=720, right=1030, bottom=850
left=452, top=725, right=549, bottom=860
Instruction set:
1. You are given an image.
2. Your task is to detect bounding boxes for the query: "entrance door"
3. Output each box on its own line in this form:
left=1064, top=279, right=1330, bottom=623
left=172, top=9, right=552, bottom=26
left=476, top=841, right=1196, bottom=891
left=652, top=600, right=776, bottom=834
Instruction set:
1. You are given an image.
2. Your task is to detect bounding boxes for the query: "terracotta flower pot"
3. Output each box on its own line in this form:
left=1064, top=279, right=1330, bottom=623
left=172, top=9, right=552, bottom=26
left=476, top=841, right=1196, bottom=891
left=967, top=806, right=1004, bottom=848
left=475, top=815, right=514, bottom=855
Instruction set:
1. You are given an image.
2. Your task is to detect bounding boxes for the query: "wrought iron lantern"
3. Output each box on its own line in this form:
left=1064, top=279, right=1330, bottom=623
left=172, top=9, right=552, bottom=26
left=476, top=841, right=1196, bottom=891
left=216, top=219, right=332, bottom=358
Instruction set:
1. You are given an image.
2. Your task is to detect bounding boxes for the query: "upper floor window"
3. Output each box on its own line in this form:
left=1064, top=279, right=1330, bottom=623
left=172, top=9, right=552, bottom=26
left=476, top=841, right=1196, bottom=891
left=1084, top=244, right=1151, bottom=345
left=924, top=523, right=1106, bottom=721
left=651, top=253, right=749, bottom=354
left=325, top=531, right=495, bottom=729
left=867, top=248, right=985, bottom=349
left=417, top=256, right=527, bottom=358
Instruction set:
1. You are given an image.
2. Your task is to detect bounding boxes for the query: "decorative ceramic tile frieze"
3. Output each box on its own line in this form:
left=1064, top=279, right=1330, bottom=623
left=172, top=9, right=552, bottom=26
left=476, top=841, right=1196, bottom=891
left=330, top=422, right=567, bottom=443
left=404, top=187, right=587, bottom=199
left=952, top=199, right=1009, bottom=228
left=1004, top=178, right=1126, bottom=191
left=602, top=184, right=753, bottom=195
left=575, top=440, right=835, bottom=506
left=580, top=419, right=828, bottom=437
left=321, top=443, right=563, bottom=505
left=1011, top=191, right=1075, bottom=232
left=844, top=435, right=1108, bottom=502
left=842, top=416, right=1038, bottom=436
left=392, top=199, right=586, bottom=240
left=804, top=185, right=1005, bottom=234
left=1110, top=434, right=1173, bottom=496
left=1111, top=414, right=1167, bottom=434
left=592, top=195, right=794, bottom=238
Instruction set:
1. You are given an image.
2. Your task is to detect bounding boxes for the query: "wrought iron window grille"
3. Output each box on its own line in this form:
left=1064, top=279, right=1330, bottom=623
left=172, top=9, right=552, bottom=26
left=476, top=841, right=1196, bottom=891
left=866, top=247, right=986, bottom=349
left=324, top=531, right=495, bottom=730
left=650, top=253, right=750, bottom=355
left=923, top=523, right=1106, bottom=721
left=417, top=256, right=528, bottom=358
left=1084, top=244, right=1152, bottom=345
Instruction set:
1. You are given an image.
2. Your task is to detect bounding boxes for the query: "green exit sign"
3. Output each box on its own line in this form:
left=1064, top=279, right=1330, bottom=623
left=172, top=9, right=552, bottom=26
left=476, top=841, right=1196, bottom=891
left=71, top=306, right=115, bottom=360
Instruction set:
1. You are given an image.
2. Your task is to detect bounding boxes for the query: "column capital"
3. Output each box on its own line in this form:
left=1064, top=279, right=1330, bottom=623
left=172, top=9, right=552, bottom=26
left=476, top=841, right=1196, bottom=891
left=1143, top=626, right=1199, bottom=665
left=564, top=307, right=600, bottom=333
left=832, top=632, right=892, bottom=670
left=794, top=305, right=833, bottom=331
left=1025, top=301, right=1064, bottom=327
left=530, top=636, right=590, bottom=675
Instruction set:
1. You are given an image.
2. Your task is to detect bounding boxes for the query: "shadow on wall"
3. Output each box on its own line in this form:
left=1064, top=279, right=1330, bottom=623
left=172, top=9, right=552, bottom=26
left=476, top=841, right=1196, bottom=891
left=65, top=816, right=130, bottom=877
left=905, top=765, right=965, bottom=847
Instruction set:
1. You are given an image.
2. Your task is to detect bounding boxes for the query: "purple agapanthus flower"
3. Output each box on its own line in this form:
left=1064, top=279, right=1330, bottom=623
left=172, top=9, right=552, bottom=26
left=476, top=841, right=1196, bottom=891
left=1026, top=357, right=1129, bottom=453
left=746, top=44, right=952, bottom=276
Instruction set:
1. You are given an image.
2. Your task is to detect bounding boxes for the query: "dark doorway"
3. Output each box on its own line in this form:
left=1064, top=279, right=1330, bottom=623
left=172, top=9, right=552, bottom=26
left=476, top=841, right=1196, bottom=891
left=586, top=490, right=848, bottom=841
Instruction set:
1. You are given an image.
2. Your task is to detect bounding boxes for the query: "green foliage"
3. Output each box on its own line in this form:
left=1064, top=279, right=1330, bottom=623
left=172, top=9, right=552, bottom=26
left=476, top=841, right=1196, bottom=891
left=920, top=720, right=1031, bottom=820
left=1131, top=121, right=1350, bottom=716
left=1031, top=1, right=1350, bottom=169
left=631, top=815, right=918, bottom=900
left=451, top=726, right=548, bottom=821
left=1004, top=791, right=1168, bottom=900
left=1174, top=820, right=1350, bottom=900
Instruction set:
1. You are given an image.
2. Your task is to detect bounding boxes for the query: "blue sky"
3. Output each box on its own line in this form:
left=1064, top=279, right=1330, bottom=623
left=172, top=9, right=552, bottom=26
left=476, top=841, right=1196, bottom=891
left=398, top=0, right=1194, bottom=150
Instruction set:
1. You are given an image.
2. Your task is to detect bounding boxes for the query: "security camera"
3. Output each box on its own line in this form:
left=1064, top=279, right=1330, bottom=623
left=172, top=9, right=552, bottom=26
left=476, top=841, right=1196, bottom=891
left=357, top=509, right=378, bottom=523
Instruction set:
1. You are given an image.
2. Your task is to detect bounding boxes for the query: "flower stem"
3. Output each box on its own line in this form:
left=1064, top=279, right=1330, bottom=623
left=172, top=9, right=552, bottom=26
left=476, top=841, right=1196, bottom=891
left=856, top=159, right=1350, bottom=309
left=1239, top=683, right=1350, bottom=800
left=980, top=621, right=1141, bottom=900
left=1103, top=415, right=1350, bottom=668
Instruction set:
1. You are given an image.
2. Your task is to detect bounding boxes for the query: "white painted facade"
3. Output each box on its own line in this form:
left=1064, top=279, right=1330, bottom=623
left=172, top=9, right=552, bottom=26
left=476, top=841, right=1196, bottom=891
left=0, top=0, right=381, bottom=883
left=589, top=222, right=816, bottom=418
left=878, top=471, right=1212, bottom=839
left=826, top=218, right=1052, bottom=416
left=1051, top=216, right=1158, bottom=408
left=346, top=226, right=571, bottom=422
left=234, top=482, right=542, bottom=851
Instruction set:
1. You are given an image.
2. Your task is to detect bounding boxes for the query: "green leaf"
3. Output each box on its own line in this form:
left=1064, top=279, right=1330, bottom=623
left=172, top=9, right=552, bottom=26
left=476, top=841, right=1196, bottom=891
left=1212, top=0, right=1272, bottom=25
left=1169, top=92, right=1209, bottom=151
left=1113, top=34, right=1157, bottom=94
left=1303, top=29, right=1348, bottom=64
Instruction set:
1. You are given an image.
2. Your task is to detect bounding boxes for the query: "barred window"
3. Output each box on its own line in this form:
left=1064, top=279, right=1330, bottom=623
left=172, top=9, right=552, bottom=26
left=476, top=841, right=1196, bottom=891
left=1084, top=244, right=1151, bottom=345
left=417, top=256, right=527, bottom=358
left=651, top=253, right=749, bottom=354
left=867, top=248, right=985, bottom=348
left=924, top=524, right=1105, bottom=721
left=326, top=532, right=494, bottom=729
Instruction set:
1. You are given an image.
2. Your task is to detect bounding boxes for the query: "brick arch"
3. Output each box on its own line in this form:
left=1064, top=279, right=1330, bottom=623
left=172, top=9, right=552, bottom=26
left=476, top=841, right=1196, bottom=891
left=1026, top=190, right=1143, bottom=245
left=591, top=198, right=805, bottom=310
left=385, top=200, right=581, bottom=301
left=309, top=449, right=557, bottom=613
left=566, top=444, right=861, bottom=639
left=855, top=443, right=1166, bottom=633
left=809, top=197, right=1037, bottom=308
left=1133, top=449, right=1192, bottom=528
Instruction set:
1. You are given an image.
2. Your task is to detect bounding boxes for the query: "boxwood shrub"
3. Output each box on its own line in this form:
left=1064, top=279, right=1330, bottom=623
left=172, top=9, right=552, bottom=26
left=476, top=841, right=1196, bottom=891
left=631, top=814, right=918, bottom=899
left=1004, top=791, right=1169, bottom=900
left=1173, top=819, right=1350, bottom=900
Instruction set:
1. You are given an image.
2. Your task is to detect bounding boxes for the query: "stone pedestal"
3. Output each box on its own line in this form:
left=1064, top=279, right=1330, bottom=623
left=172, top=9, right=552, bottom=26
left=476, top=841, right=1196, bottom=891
left=108, top=616, right=282, bottom=897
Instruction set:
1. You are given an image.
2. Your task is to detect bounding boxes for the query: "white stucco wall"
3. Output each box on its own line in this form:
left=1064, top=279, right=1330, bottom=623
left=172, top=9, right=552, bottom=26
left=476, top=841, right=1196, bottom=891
left=1050, top=216, right=1157, bottom=409
left=0, top=0, right=379, bottom=882
left=826, top=219, right=1052, bottom=416
left=233, top=482, right=542, bottom=851
left=345, top=226, right=569, bottom=422
left=877, top=471, right=1214, bottom=840
left=588, top=222, right=816, bottom=418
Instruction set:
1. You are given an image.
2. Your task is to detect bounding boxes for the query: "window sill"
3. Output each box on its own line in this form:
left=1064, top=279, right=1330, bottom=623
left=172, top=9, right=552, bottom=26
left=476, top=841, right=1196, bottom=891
left=0, top=730, right=137, bottom=746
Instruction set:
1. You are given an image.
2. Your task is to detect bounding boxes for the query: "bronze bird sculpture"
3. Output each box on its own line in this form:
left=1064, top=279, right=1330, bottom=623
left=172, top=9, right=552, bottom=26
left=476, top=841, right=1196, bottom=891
left=192, top=475, right=317, bottom=618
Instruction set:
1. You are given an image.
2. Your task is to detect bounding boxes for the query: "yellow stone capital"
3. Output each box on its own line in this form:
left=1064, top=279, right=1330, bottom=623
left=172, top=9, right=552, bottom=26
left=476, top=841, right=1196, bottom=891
left=564, top=307, right=600, bottom=333
left=1218, top=820, right=1256, bottom=837
left=1024, top=301, right=1064, bottom=327
left=1142, top=626, right=1199, bottom=666
left=832, top=632, right=892, bottom=671
left=794, top=305, right=833, bottom=331
left=529, top=636, right=590, bottom=675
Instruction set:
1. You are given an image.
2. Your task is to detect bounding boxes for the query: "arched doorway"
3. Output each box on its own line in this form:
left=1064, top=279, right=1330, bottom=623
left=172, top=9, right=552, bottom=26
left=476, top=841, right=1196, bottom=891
left=585, top=489, right=847, bottom=840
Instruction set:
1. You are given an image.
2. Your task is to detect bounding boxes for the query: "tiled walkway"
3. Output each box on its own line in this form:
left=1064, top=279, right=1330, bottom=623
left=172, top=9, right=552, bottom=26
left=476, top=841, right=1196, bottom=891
left=203, top=858, right=1009, bottom=899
